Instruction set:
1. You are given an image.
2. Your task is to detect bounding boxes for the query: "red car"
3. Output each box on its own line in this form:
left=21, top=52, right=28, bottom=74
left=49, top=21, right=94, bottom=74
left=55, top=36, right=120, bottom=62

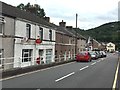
left=76, top=51, right=91, bottom=62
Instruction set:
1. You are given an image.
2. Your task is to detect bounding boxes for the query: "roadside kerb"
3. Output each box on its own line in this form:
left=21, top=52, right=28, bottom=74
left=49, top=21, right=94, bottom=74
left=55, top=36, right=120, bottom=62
left=1, top=59, right=75, bottom=79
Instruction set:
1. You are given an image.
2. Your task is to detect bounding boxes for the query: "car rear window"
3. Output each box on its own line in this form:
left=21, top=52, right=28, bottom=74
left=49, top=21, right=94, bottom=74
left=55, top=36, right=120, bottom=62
left=79, top=52, right=87, bottom=55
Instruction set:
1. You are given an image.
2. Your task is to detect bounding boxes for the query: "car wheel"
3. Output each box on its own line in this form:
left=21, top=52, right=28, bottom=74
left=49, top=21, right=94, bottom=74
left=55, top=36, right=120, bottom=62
left=90, top=59, right=92, bottom=62
left=88, top=58, right=91, bottom=62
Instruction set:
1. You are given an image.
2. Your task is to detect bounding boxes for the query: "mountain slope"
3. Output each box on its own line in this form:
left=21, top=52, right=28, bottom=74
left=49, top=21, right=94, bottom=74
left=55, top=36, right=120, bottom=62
left=75, top=21, right=120, bottom=49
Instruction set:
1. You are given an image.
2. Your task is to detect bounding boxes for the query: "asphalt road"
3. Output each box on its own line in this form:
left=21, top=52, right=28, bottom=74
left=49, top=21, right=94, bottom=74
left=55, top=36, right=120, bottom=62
left=2, top=53, right=119, bottom=89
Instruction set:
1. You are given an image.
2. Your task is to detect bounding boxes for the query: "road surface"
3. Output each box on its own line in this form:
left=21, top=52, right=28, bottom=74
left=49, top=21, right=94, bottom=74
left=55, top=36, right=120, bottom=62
left=2, top=53, right=119, bottom=89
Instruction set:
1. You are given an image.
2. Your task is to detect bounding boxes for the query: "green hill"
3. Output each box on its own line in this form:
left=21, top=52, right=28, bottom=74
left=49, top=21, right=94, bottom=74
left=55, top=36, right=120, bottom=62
left=75, top=21, right=120, bottom=50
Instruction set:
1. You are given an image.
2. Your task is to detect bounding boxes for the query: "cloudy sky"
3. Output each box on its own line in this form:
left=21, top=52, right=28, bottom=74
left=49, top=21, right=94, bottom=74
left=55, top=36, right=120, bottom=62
left=1, top=0, right=119, bottom=29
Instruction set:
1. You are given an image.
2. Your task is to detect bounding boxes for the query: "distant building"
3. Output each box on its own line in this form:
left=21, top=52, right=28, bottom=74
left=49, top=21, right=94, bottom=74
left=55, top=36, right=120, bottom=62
left=106, top=42, right=115, bottom=52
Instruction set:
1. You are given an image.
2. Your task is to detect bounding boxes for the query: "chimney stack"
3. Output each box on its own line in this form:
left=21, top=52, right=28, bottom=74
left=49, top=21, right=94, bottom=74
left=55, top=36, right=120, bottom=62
left=59, top=20, right=66, bottom=27
left=44, top=17, right=50, bottom=22
left=66, top=26, right=73, bottom=30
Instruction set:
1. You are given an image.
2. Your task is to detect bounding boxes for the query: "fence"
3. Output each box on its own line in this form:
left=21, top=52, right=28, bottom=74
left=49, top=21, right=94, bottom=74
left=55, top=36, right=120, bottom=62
left=0, top=54, right=76, bottom=71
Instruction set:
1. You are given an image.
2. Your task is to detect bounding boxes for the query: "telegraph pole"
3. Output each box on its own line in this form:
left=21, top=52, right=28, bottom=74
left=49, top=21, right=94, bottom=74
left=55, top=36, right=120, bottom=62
left=76, top=13, right=78, bottom=29
left=75, top=13, right=78, bottom=55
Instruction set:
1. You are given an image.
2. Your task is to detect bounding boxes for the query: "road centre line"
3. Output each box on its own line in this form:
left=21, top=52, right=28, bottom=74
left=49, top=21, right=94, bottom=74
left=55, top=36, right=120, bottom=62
left=101, top=58, right=104, bottom=61
left=80, top=66, right=89, bottom=71
left=97, top=60, right=101, bottom=62
left=55, top=72, right=75, bottom=82
left=91, top=62, right=96, bottom=65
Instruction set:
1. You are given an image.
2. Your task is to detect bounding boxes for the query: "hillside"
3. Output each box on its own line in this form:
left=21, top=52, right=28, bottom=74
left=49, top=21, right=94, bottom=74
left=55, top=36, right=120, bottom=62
left=75, top=21, right=120, bottom=49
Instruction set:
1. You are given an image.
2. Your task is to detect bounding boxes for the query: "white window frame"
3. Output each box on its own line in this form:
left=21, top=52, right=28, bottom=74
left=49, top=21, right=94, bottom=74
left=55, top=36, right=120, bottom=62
left=39, top=27, right=43, bottom=40
left=46, top=49, right=52, bottom=64
left=0, top=23, right=3, bottom=35
left=0, top=49, right=3, bottom=65
left=49, top=29, right=52, bottom=41
left=26, top=24, right=31, bottom=39
left=22, top=49, right=32, bottom=63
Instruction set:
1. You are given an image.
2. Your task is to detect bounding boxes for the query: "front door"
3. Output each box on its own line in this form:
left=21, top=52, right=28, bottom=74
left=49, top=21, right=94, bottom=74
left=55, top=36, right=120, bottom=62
left=21, top=49, right=33, bottom=67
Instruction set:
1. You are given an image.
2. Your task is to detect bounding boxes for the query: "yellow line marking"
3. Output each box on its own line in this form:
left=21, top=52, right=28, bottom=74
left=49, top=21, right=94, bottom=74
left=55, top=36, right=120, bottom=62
left=112, top=61, right=119, bottom=90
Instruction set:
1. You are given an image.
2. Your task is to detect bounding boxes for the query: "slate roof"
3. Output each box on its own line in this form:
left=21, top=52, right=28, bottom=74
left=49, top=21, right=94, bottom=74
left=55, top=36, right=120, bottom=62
left=1, top=1, right=81, bottom=37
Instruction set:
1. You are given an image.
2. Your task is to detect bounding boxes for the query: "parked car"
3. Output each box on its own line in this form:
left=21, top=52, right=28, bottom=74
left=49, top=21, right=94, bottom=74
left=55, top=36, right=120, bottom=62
left=100, top=51, right=107, bottom=57
left=94, top=51, right=101, bottom=58
left=76, top=51, right=92, bottom=62
left=88, top=51, right=98, bottom=60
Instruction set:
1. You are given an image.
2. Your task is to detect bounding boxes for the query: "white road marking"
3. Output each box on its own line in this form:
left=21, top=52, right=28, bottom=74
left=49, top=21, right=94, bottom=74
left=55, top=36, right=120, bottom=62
left=91, top=62, right=96, bottom=65
left=101, top=58, right=104, bottom=61
left=97, top=60, right=101, bottom=62
left=55, top=72, right=75, bottom=82
left=80, top=66, right=89, bottom=71
left=1, top=62, right=75, bottom=81
left=112, top=62, right=119, bottom=90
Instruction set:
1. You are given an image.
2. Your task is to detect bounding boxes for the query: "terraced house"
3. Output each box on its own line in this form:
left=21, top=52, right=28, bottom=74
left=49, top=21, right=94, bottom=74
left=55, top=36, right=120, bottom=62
left=0, top=1, right=56, bottom=69
left=0, top=1, right=87, bottom=70
left=55, top=20, right=76, bottom=62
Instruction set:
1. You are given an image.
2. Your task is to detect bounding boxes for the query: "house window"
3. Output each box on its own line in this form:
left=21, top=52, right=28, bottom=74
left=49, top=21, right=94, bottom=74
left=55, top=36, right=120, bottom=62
left=69, top=38, right=71, bottom=44
left=108, top=44, right=113, bottom=47
left=22, top=49, right=32, bottom=62
left=55, top=50, right=57, bottom=58
left=0, top=49, right=4, bottom=65
left=46, top=49, right=52, bottom=64
left=0, top=24, right=3, bottom=34
left=49, top=29, right=52, bottom=41
left=26, top=24, right=31, bottom=38
left=39, top=27, right=43, bottom=40
left=61, top=35, right=63, bottom=43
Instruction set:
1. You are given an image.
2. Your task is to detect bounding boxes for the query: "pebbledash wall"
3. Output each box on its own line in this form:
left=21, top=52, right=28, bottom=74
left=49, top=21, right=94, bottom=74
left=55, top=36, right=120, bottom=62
left=0, top=16, right=15, bottom=70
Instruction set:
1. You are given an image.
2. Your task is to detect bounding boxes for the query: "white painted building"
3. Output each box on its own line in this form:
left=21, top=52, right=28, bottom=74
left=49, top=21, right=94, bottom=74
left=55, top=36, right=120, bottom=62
left=14, top=19, right=55, bottom=68
left=106, top=42, right=115, bottom=52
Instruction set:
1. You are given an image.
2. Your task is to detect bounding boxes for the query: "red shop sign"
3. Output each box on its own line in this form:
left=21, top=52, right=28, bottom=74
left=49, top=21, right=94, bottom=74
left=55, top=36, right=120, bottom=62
left=35, top=39, right=42, bottom=44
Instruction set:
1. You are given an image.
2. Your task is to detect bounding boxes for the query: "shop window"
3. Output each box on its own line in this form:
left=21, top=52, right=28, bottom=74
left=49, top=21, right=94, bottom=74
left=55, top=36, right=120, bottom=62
left=46, top=49, right=52, bottom=64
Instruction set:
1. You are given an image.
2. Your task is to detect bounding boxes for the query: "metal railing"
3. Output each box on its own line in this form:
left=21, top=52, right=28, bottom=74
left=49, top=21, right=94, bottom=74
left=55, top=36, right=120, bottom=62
left=0, top=54, right=76, bottom=71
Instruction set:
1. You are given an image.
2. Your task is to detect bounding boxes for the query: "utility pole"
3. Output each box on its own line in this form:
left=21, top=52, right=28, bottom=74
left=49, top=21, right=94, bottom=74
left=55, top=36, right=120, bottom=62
left=76, top=13, right=78, bottom=29
left=75, top=13, right=78, bottom=55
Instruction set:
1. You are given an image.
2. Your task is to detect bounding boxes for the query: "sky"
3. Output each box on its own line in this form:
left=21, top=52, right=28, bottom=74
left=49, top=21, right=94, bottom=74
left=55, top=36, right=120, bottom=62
left=0, top=0, right=119, bottom=30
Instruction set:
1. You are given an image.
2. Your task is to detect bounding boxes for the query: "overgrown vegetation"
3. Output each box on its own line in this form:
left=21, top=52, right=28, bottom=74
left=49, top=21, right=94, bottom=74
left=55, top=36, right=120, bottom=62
left=17, top=3, right=46, bottom=17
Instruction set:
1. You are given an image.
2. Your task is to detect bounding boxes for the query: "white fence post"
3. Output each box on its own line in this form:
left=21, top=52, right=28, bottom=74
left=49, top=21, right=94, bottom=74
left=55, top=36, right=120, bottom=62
left=19, top=57, right=21, bottom=68
left=59, top=55, right=61, bottom=62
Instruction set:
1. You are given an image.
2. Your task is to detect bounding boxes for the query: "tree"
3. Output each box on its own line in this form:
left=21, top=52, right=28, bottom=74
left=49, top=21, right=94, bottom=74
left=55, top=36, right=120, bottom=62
left=17, top=3, right=46, bottom=17
left=17, top=3, right=25, bottom=10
